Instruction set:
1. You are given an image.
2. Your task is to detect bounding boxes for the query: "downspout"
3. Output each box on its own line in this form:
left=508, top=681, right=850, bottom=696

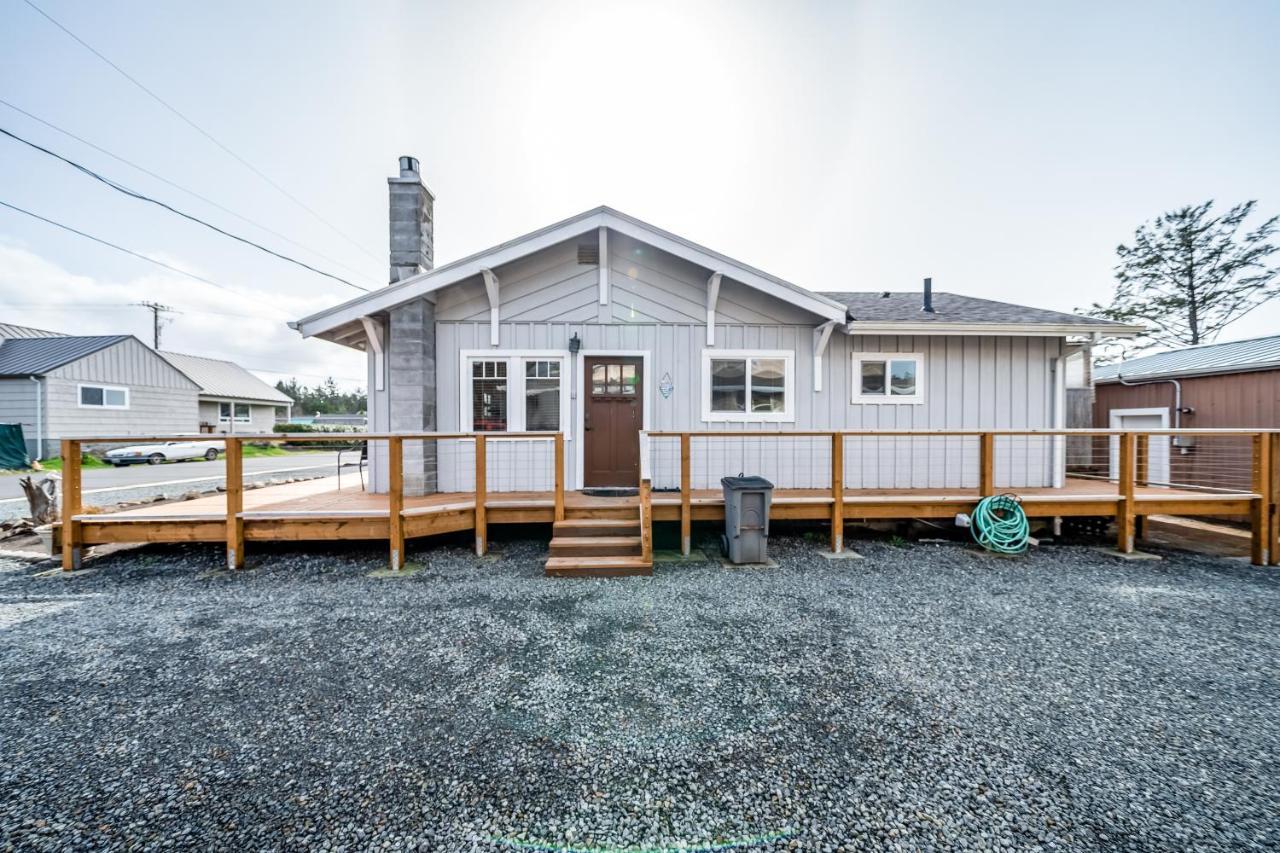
left=29, top=375, right=43, bottom=462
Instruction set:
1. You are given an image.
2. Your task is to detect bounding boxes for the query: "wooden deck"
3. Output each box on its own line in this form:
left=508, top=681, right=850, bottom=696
left=55, top=429, right=1280, bottom=572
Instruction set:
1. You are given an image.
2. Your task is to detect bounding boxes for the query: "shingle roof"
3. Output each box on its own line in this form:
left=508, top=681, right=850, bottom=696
left=1094, top=334, right=1280, bottom=382
left=0, top=322, right=68, bottom=340
left=821, top=291, right=1130, bottom=328
left=159, top=351, right=293, bottom=404
left=0, top=335, right=129, bottom=376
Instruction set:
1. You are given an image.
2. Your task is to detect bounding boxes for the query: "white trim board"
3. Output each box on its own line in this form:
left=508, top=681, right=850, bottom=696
left=573, top=349, right=652, bottom=490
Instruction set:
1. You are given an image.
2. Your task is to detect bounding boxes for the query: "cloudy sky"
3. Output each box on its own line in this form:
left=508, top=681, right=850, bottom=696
left=2, top=0, right=1278, bottom=391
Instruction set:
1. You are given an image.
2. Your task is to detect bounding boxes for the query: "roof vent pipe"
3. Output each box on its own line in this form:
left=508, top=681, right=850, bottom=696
left=922, top=277, right=935, bottom=313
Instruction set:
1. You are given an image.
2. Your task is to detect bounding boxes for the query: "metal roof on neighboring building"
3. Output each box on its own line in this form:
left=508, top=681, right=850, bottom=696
left=159, top=351, right=293, bottom=404
left=0, top=322, right=68, bottom=340
left=0, top=335, right=129, bottom=376
left=1094, top=334, right=1280, bottom=382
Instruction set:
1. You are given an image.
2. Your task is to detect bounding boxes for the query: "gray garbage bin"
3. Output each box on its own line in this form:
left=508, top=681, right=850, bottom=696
left=720, top=475, right=774, bottom=564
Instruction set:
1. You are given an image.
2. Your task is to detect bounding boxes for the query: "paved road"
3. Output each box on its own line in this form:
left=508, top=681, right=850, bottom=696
left=0, top=451, right=346, bottom=503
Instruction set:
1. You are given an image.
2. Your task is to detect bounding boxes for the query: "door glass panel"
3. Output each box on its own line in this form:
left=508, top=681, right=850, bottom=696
left=889, top=359, right=917, bottom=396
left=621, top=364, right=637, bottom=394
left=607, top=364, right=622, bottom=394
left=750, top=358, right=786, bottom=412
left=860, top=360, right=886, bottom=395
left=592, top=364, right=606, bottom=394
left=710, top=359, right=746, bottom=412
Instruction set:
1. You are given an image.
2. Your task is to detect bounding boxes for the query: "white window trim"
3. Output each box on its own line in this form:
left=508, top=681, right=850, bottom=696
left=700, top=349, right=796, bottom=423
left=219, top=402, right=252, bottom=424
left=851, top=352, right=925, bottom=405
left=77, top=383, right=130, bottom=410
left=458, top=349, right=570, bottom=436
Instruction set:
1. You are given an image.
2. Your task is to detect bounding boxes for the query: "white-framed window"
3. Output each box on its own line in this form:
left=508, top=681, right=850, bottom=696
left=700, top=349, right=795, bottom=422
left=851, top=352, right=924, bottom=404
left=78, top=384, right=129, bottom=409
left=219, top=402, right=252, bottom=423
left=460, top=351, right=569, bottom=433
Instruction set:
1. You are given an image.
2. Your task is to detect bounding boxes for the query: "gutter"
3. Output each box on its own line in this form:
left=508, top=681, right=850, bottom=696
left=28, top=375, right=42, bottom=461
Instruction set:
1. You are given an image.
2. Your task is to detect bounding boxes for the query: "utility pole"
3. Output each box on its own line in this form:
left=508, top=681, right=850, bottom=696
left=133, top=302, right=179, bottom=349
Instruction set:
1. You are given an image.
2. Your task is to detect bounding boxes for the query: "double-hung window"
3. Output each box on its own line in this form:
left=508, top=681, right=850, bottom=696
left=78, top=384, right=129, bottom=409
left=219, top=402, right=252, bottom=423
left=463, top=352, right=567, bottom=433
left=851, top=353, right=924, bottom=404
left=701, top=349, right=794, bottom=422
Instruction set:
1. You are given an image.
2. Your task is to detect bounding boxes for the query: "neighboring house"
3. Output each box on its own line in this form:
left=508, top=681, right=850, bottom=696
left=0, top=324, right=199, bottom=459
left=292, top=157, right=1139, bottom=494
left=158, top=351, right=293, bottom=434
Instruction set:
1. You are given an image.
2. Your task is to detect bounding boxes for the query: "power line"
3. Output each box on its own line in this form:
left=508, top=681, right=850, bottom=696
left=0, top=97, right=375, bottom=282
left=0, top=126, right=371, bottom=292
left=19, top=0, right=382, bottom=266
left=0, top=197, right=292, bottom=316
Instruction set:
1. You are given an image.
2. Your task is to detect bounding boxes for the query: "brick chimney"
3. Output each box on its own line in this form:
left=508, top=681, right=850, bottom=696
left=388, top=156, right=433, bottom=283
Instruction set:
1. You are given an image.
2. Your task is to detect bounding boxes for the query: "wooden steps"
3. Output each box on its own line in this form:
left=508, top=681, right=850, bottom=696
left=545, top=516, right=652, bottom=577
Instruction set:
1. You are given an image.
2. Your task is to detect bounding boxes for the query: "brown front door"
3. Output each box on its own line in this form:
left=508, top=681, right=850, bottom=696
left=583, top=356, right=643, bottom=487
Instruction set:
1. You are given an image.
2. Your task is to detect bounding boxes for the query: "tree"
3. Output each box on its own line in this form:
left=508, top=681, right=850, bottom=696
left=274, top=377, right=367, bottom=415
left=1085, top=200, right=1279, bottom=355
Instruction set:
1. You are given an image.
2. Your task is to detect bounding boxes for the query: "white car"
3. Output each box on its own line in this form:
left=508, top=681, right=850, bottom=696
left=105, top=439, right=223, bottom=466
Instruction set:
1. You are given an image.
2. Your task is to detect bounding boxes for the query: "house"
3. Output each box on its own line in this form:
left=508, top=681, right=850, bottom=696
left=158, top=351, right=293, bottom=434
left=291, top=157, right=1140, bottom=496
left=0, top=323, right=199, bottom=459
left=1093, top=335, right=1280, bottom=489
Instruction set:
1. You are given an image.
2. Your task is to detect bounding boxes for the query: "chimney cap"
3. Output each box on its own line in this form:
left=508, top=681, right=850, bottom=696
left=398, top=155, right=419, bottom=178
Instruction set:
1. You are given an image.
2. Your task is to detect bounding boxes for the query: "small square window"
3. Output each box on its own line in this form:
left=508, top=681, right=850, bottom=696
left=853, top=354, right=923, bottom=403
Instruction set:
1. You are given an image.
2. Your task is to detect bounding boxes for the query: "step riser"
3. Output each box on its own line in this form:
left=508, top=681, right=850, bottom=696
left=564, top=508, right=637, bottom=521
left=553, top=524, right=640, bottom=538
left=550, top=543, right=642, bottom=558
left=547, top=567, right=652, bottom=578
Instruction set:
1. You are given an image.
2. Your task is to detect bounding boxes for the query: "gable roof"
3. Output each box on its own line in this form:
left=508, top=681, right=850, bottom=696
left=293, top=206, right=850, bottom=342
left=823, top=291, right=1140, bottom=337
left=0, top=322, right=68, bottom=341
left=1094, top=334, right=1280, bottom=383
left=159, top=351, right=293, bottom=404
left=0, top=335, right=130, bottom=377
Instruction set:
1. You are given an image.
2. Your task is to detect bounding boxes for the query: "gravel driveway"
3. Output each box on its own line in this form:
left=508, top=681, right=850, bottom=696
left=1, top=537, right=1277, bottom=851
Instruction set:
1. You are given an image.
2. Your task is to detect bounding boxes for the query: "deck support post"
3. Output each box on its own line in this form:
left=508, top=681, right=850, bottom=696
left=680, top=433, right=691, bottom=555
left=389, top=436, right=405, bottom=570
left=475, top=434, right=487, bottom=556
left=1250, top=432, right=1270, bottom=567
left=60, top=439, right=81, bottom=571
left=554, top=432, right=565, bottom=522
left=979, top=433, right=994, bottom=497
left=225, top=437, right=244, bottom=570
left=830, top=432, right=844, bottom=553
left=1269, top=433, right=1279, bottom=567
left=1116, top=432, right=1136, bottom=554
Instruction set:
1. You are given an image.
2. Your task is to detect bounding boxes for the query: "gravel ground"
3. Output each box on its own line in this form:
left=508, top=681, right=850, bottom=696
left=0, top=535, right=1277, bottom=851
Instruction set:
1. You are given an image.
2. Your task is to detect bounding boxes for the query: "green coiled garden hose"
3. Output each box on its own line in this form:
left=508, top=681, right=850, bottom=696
left=971, top=493, right=1030, bottom=554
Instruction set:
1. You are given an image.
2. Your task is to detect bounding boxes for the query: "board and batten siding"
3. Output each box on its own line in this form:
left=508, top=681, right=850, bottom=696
left=0, top=377, right=41, bottom=457
left=435, top=319, right=1062, bottom=491
left=42, top=338, right=200, bottom=446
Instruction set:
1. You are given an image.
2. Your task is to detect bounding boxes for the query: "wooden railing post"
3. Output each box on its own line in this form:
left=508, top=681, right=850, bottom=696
left=830, top=432, right=844, bottom=553
left=1250, top=432, right=1270, bottom=567
left=679, top=433, right=691, bottom=555
left=1269, top=432, right=1279, bottom=567
left=554, top=432, right=565, bottom=522
left=60, top=439, right=81, bottom=571
left=639, top=431, right=652, bottom=563
left=1134, top=433, right=1149, bottom=541
left=979, top=432, right=994, bottom=497
left=389, top=436, right=405, bottom=570
left=225, top=437, right=244, bottom=570
left=1116, top=431, right=1136, bottom=553
left=474, top=434, right=487, bottom=556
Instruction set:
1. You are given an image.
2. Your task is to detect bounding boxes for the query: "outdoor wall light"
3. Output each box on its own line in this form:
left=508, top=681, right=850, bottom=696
left=568, top=333, right=581, bottom=354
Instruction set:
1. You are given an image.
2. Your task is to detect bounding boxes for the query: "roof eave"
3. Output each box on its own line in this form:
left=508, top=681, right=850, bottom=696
left=1096, top=360, right=1280, bottom=384
left=844, top=321, right=1145, bottom=337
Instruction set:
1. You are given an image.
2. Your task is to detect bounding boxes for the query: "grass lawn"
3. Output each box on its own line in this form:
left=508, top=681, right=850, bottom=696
left=17, top=454, right=110, bottom=473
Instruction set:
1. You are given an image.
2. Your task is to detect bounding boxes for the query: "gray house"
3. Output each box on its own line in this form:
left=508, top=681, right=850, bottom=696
left=159, top=351, right=293, bottom=434
left=293, top=158, right=1138, bottom=494
left=0, top=323, right=199, bottom=459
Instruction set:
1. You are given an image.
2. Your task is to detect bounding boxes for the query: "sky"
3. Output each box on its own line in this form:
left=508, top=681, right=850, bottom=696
left=1, top=0, right=1278, bottom=392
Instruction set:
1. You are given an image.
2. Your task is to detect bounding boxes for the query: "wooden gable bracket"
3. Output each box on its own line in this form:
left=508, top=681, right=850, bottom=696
left=705, top=272, right=723, bottom=346
left=813, top=320, right=838, bottom=392
left=481, top=268, right=500, bottom=347
left=359, top=316, right=386, bottom=392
